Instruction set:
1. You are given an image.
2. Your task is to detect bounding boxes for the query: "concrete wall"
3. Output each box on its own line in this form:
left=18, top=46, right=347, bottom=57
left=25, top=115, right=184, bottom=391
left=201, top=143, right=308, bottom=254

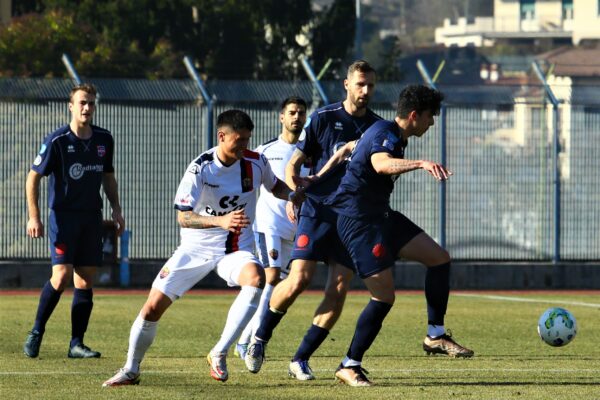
left=2, top=261, right=600, bottom=290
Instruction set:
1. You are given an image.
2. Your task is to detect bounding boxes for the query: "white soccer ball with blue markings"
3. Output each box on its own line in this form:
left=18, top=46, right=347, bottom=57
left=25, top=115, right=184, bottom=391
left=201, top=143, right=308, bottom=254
left=537, top=307, right=577, bottom=347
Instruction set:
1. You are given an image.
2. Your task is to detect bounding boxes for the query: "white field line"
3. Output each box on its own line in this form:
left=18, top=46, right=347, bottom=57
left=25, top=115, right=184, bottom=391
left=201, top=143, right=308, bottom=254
left=455, top=293, right=600, bottom=308
left=0, top=368, right=597, bottom=376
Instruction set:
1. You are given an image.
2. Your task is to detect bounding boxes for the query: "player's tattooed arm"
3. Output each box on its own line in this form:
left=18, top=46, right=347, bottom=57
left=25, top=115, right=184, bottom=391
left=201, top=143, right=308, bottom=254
left=371, top=152, right=452, bottom=180
left=177, top=210, right=250, bottom=233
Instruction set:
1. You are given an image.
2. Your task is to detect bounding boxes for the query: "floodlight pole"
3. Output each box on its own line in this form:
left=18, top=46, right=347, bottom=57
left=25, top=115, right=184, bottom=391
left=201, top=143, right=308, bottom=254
left=532, top=60, right=561, bottom=264
left=61, top=53, right=82, bottom=85
left=301, top=57, right=329, bottom=106
left=417, top=59, right=447, bottom=250
left=354, top=0, right=363, bottom=60
left=183, top=56, right=214, bottom=149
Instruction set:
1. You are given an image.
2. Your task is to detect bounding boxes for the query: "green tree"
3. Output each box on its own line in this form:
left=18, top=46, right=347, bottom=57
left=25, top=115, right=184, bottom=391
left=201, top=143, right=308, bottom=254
left=310, top=0, right=356, bottom=79
left=0, top=10, right=95, bottom=77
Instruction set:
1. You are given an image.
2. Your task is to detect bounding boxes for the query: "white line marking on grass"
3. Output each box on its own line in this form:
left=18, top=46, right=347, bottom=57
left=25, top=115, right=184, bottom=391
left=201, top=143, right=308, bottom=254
left=455, top=293, right=600, bottom=308
left=1, top=368, right=597, bottom=376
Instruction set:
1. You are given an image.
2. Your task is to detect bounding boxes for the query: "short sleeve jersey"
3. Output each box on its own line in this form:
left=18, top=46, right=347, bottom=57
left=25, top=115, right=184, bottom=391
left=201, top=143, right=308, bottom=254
left=297, top=102, right=381, bottom=217
left=31, top=124, right=115, bottom=212
left=253, top=136, right=309, bottom=241
left=174, top=147, right=277, bottom=256
left=328, top=120, right=407, bottom=219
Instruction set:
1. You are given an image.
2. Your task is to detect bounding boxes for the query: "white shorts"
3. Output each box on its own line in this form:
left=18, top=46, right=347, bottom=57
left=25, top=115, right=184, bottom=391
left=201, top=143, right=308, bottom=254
left=152, top=246, right=260, bottom=301
left=255, top=232, right=293, bottom=277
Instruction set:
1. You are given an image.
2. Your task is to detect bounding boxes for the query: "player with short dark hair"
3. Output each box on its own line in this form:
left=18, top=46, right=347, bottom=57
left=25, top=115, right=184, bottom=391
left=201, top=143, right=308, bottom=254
left=103, top=109, right=302, bottom=387
left=235, top=96, right=309, bottom=357
left=245, top=60, right=381, bottom=378
left=23, top=83, right=125, bottom=359
left=328, top=84, right=473, bottom=387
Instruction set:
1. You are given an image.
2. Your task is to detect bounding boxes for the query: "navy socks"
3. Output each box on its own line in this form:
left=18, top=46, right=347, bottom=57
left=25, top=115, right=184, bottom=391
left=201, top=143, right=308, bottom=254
left=33, top=281, right=63, bottom=334
left=70, top=288, right=93, bottom=348
left=346, top=299, right=392, bottom=362
left=254, top=308, right=285, bottom=343
left=293, top=324, right=329, bottom=362
left=425, top=262, right=451, bottom=326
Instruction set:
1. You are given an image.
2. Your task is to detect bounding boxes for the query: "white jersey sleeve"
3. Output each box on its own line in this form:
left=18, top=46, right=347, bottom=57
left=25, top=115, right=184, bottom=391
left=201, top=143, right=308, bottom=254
left=254, top=137, right=309, bottom=241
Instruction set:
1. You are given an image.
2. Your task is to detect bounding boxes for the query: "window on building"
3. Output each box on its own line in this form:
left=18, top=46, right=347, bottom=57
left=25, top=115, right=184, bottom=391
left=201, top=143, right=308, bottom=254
left=520, top=0, right=536, bottom=20
left=562, top=0, right=573, bottom=20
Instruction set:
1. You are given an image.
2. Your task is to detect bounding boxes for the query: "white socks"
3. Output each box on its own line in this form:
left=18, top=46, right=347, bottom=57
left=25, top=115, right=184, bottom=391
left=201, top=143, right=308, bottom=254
left=124, top=316, right=158, bottom=374
left=342, top=356, right=361, bottom=367
left=427, top=324, right=445, bottom=338
left=211, top=285, right=262, bottom=354
left=237, top=283, right=274, bottom=345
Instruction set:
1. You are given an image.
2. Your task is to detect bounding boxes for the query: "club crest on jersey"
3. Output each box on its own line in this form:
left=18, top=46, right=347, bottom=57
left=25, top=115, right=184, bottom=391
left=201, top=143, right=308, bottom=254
left=97, top=145, right=106, bottom=157
left=382, top=139, right=394, bottom=150
left=159, top=266, right=170, bottom=279
left=334, top=121, right=343, bottom=130
left=269, top=249, right=279, bottom=261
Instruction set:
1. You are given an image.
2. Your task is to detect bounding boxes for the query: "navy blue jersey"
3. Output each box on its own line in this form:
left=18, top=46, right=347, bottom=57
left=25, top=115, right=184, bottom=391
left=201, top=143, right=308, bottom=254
left=327, top=120, right=407, bottom=219
left=31, top=124, right=115, bottom=212
left=297, top=102, right=380, bottom=217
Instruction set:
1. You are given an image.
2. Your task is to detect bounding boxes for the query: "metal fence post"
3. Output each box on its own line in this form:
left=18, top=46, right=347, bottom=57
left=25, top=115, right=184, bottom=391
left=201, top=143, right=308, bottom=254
left=417, top=59, right=447, bottom=249
left=532, top=61, right=561, bottom=263
left=183, top=56, right=214, bottom=149
left=61, top=53, right=82, bottom=85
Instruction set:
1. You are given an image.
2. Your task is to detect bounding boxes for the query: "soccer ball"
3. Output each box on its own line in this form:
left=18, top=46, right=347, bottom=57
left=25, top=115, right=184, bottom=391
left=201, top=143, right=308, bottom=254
left=537, top=307, right=577, bottom=347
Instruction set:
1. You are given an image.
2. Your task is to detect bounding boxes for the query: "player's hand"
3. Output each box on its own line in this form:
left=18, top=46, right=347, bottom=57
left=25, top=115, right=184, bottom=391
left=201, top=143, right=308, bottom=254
left=27, top=217, right=44, bottom=238
left=286, top=201, right=298, bottom=223
left=421, top=160, right=452, bottom=181
left=112, top=208, right=126, bottom=236
left=220, top=209, right=250, bottom=233
left=292, top=175, right=315, bottom=191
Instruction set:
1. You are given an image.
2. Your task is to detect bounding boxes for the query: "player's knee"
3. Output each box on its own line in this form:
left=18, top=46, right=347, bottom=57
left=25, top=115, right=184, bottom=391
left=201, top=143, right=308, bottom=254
left=428, top=249, right=450, bottom=267
left=288, top=273, right=310, bottom=295
left=239, top=263, right=265, bottom=288
left=50, top=271, right=71, bottom=291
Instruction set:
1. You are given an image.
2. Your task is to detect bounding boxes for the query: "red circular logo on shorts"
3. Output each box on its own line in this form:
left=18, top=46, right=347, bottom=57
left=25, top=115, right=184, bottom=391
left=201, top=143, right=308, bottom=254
left=372, top=243, right=386, bottom=258
left=296, top=234, right=310, bottom=248
left=55, top=243, right=67, bottom=255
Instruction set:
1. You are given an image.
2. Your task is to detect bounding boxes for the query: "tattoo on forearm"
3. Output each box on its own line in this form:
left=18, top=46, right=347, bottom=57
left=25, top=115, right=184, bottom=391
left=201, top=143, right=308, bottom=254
left=388, top=159, right=418, bottom=175
left=180, top=211, right=214, bottom=229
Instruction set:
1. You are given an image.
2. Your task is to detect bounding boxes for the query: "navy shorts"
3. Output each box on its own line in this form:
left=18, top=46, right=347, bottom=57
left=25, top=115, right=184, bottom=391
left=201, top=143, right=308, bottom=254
left=48, top=210, right=103, bottom=266
left=290, top=214, right=354, bottom=270
left=337, top=210, right=423, bottom=279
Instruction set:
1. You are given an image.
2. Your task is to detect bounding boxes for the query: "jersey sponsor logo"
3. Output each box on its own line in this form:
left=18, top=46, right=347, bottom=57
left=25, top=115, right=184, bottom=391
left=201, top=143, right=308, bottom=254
left=33, top=155, right=42, bottom=166
left=68, top=163, right=104, bottom=180
left=97, top=145, right=106, bottom=157
left=372, top=243, right=386, bottom=259
left=269, top=249, right=279, bottom=261
left=68, top=145, right=75, bottom=153
left=203, top=181, right=219, bottom=188
left=296, top=234, right=310, bottom=248
left=205, top=195, right=247, bottom=216
left=159, top=266, right=170, bottom=279
left=39, top=144, right=47, bottom=154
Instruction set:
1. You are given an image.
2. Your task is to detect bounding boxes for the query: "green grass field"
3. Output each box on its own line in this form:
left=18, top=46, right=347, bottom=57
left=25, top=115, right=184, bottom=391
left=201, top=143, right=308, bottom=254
left=2, top=290, right=600, bottom=399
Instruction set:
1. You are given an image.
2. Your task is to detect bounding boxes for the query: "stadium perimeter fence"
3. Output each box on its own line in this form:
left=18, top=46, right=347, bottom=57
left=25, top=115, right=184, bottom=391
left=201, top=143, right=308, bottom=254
left=0, top=78, right=599, bottom=262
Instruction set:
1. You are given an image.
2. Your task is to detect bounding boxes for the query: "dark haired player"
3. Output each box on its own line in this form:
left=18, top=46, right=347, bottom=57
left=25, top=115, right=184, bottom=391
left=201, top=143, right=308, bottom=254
left=103, top=110, right=301, bottom=386
left=245, top=60, right=381, bottom=379
left=24, top=83, right=124, bottom=359
left=328, top=85, right=473, bottom=387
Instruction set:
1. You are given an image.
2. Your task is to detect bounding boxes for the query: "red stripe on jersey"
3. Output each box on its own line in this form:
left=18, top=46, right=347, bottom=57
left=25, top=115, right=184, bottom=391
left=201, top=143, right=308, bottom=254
left=243, top=149, right=260, bottom=159
left=240, top=158, right=254, bottom=193
left=225, top=231, right=240, bottom=254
